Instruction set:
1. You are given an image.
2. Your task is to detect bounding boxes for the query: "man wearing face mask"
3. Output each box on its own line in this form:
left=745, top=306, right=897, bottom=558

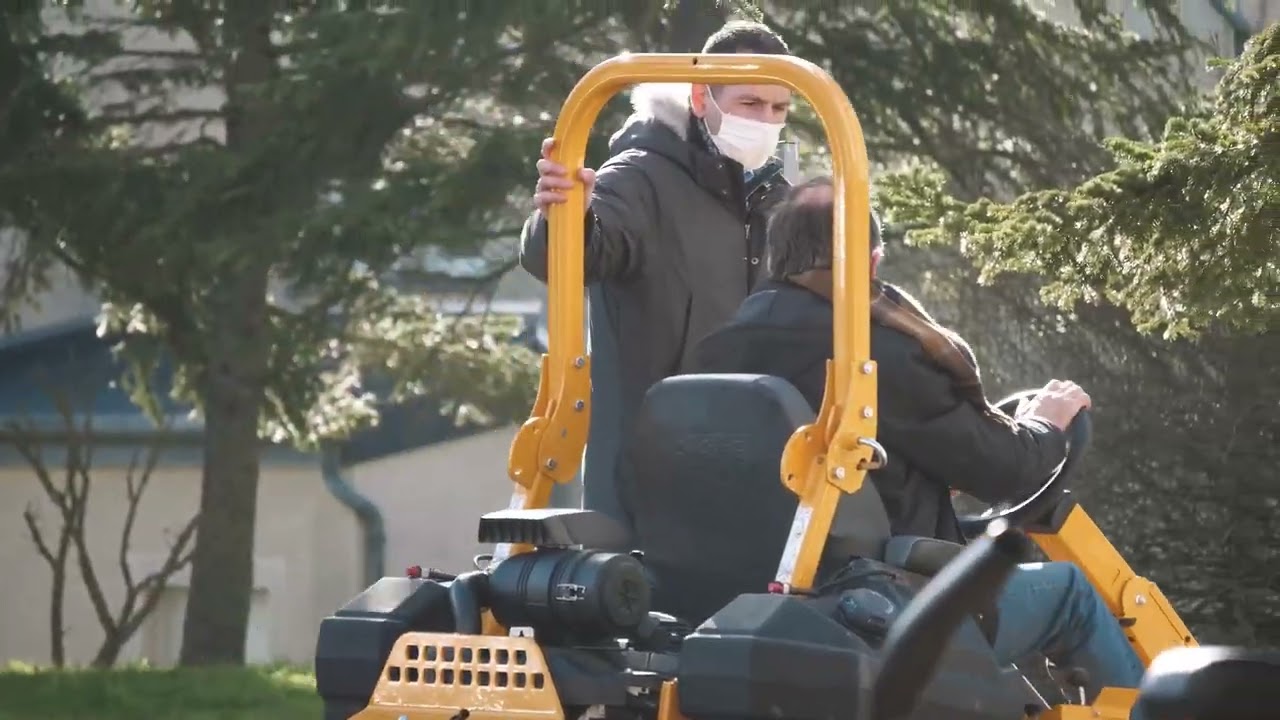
left=520, top=21, right=794, bottom=537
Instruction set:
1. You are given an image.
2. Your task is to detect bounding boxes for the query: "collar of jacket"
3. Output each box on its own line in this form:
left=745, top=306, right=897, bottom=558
left=612, top=83, right=786, bottom=214
left=692, top=111, right=787, bottom=202
left=772, top=276, right=1011, bottom=426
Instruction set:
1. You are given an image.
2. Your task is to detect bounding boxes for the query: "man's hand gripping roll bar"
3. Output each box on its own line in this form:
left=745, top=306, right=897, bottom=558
left=874, top=519, right=1031, bottom=720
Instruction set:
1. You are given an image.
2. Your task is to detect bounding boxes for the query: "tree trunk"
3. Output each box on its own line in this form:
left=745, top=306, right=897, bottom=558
left=178, top=267, right=271, bottom=665
left=49, top=561, right=66, bottom=668
left=178, top=0, right=275, bottom=665
left=93, top=634, right=124, bottom=669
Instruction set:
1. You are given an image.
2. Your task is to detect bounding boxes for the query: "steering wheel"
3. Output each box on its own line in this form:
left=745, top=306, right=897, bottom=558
left=954, top=389, right=1092, bottom=537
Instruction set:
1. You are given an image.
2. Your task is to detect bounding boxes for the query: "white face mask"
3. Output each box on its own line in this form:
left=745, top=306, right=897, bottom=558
left=704, top=91, right=785, bottom=172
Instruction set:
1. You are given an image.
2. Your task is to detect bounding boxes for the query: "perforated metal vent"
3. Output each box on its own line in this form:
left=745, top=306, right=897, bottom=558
left=368, top=631, right=563, bottom=720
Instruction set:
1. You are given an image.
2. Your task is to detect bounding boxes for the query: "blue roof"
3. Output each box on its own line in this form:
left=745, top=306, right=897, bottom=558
left=0, top=320, right=189, bottom=421
left=339, top=305, right=547, bottom=464
left=0, top=308, right=548, bottom=463
left=338, top=395, right=490, bottom=465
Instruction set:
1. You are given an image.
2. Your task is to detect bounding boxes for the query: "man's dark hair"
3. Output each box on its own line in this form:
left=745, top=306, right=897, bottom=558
left=765, top=176, right=882, bottom=281
left=697, top=22, right=791, bottom=100
left=702, top=20, right=791, bottom=55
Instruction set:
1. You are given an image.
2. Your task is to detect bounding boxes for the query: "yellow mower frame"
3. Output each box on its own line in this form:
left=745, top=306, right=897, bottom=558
left=350, top=53, right=1196, bottom=720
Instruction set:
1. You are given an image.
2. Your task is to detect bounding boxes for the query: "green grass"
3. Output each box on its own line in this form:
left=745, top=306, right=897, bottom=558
left=0, top=663, right=322, bottom=720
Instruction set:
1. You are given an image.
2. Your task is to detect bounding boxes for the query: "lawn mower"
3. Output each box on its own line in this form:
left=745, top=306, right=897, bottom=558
left=314, top=54, right=1278, bottom=720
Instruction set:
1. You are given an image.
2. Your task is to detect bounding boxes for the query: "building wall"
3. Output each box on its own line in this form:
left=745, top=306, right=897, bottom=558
left=0, top=454, right=361, bottom=667
left=1029, top=0, right=1266, bottom=87
left=0, top=246, right=101, bottom=336
left=349, top=428, right=520, bottom=578
left=1237, top=0, right=1280, bottom=29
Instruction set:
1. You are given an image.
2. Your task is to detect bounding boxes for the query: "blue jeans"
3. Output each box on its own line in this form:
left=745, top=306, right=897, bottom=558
left=994, top=562, right=1147, bottom=714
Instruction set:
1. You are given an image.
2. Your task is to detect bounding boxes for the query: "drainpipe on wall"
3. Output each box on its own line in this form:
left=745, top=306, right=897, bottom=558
left=321, top=444, right=387, bottom=586
left=1207, top=0, right=1253, bottom=55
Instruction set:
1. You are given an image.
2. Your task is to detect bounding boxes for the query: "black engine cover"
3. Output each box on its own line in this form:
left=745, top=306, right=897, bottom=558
left=678, top=568, right=1031, bottom=720
left=679, top=593, right=877, bottom=720
left=314, top=577, right=452, bottom=720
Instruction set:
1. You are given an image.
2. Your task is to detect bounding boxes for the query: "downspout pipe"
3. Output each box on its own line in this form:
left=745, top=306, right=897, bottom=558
left=1207, top=0, right=1253, bottom=55
left=321, top=444, right=387, bottom=586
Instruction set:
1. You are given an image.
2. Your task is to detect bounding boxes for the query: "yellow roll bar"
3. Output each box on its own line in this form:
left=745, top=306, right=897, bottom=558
left=501, top=54, right=879, bottom=591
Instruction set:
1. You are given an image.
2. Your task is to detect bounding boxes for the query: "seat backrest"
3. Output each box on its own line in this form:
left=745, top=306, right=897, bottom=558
left=619, top=373, right=891, bottom=625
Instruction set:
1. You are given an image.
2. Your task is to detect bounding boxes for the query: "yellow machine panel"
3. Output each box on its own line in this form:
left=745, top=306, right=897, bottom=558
left=355, top=633, right=564, bottom=720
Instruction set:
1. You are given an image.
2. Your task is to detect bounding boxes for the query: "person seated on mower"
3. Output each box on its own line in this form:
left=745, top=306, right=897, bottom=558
left=691, top=177, right=1147, bottom=705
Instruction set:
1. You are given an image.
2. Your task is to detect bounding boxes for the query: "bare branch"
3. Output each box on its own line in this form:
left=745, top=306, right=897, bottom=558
left=123, top=138, right=224, bottom=158
left=121, top=513, right=198, bottom=639
left=22, top=506, right=58, bottom=568
left=71, top=487, right=114, bottom=637
left=89, top=107, right=223, bottom=128
left=116, top=48, right=205, bottom=61
left=118, top=438, right=164, bottom=597
left=45, top=388, right=114, bottom=635
left=10, top=382, right=195, bottom=667
left=7, top=421, right=68, bottom=510
left=13, top=414, right=75, bottom=668
left=118, top=445, right=144, bottom=592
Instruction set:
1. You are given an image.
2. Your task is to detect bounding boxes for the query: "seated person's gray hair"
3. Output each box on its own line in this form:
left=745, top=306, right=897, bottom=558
left=764, top=176, right=883, bottom=281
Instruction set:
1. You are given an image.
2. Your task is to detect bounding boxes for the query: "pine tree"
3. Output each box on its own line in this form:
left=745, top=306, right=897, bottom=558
left=0, top=0, right=630, bottom=665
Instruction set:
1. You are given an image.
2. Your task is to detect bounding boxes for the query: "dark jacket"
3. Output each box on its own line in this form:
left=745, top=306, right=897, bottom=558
left=690, top=280, right=1068, bottom=544
left=519, top=84, right=789, bottom=529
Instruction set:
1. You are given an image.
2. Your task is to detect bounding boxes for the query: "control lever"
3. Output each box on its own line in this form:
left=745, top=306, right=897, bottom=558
left=874, top=519, right=1030, bottom=720
left=1066, top=667, right=1091, bottom=705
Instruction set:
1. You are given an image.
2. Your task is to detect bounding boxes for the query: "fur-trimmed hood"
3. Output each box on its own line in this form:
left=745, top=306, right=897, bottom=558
left=609, top=83, right=789, bottom=184
left=623, top=83, right=696, bottom=139
left=607, top=83, right=698, bottom=157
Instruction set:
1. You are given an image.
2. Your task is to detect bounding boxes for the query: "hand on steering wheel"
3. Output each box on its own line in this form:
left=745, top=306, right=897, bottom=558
left=954, top=388, right=1092, bottom=537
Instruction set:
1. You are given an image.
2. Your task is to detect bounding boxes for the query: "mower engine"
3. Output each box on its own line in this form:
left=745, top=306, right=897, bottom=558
left=315, top=509, right=687, bottom=720
left=472, top=510, right=655, bottom=645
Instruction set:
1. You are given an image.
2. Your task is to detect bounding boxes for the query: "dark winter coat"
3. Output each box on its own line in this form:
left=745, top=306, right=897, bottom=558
left=690, top=279, right=1069, bottom=543
left=519, top=84, right=790, bottom=532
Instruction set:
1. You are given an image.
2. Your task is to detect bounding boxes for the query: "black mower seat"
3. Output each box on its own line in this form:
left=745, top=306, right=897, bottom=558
left=619, top=373, right=961, bottom=626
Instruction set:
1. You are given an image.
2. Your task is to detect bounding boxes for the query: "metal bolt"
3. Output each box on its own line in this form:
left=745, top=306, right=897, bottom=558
left=574, top=400, right=585, bottom=411
left=545, top=459, right=558, bottom=470
left=573, top=356, right=585, bottom=368
left=861, top=406, right=874, bottom=418
left=833, top=466, right=846, bottom=480
left=1135, top=594, right=1147, bottom=606
left=862, top=362, right=874, bottom=374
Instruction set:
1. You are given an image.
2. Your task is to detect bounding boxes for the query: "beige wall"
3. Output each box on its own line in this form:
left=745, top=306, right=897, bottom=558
left=0, top=427, right=546, bottom=669
left=0, top=454, right=361, bottom=667
left=349, top=428, right=519, bottom=578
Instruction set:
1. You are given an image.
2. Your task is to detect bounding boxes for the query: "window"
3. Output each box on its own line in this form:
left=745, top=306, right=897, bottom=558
left=132, top=586, right=273, bottom=666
